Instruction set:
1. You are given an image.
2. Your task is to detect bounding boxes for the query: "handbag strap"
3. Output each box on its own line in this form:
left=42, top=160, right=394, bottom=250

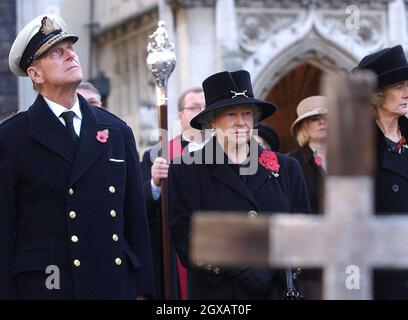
left=285, top=266, right=304, bottom=299
left=286, top=266, right=296, bottom=294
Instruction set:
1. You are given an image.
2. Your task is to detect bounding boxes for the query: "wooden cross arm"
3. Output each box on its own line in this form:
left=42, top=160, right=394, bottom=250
left=190, top=213, right=269, bottom=267
left=369, top=218, right=408, bottom=268
left=190, top=212, right=325, bottom=268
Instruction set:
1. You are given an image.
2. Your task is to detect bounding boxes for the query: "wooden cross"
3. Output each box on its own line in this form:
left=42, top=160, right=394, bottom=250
left=190, top=72, right=408, bottom=299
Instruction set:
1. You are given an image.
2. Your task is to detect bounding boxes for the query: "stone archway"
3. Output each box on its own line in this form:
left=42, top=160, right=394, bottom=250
left=262, top=63, right=322, bottom=153
left=251, top=37, right=358, bottom=153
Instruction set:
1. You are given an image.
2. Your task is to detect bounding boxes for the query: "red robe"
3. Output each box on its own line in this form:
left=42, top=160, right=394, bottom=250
left=169, top=136, right=187, bottom=300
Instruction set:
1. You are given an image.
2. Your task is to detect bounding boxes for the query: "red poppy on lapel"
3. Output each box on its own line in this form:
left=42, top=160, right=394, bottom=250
left=259, top=150, right=280, bottom=177
left=396, top=136, right=408, bottom=154
left=96, top=129, right=109, bottom=143
left=314, top=154, right=323, bottom=166
left=312, top=149, right=323, bottom=166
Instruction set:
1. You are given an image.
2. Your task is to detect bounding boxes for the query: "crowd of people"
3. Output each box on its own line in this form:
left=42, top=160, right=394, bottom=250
left=1, top=13, right=408, bottom=300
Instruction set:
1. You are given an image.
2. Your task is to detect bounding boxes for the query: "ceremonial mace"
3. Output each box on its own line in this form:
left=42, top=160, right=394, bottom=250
left=147, top=21, right=176, bottom=300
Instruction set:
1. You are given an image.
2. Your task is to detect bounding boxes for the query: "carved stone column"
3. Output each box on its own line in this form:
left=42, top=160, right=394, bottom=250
left=215, top=0, right=242, bottom=70
left=388, top=0, right=407, bottom=47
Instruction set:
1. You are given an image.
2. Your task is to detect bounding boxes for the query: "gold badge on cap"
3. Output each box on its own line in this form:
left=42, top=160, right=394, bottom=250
left=40, top=16, right=61, bottom=36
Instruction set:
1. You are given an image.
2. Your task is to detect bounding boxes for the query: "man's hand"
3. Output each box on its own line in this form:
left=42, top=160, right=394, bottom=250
left=151, top=157, right=169, bottom=187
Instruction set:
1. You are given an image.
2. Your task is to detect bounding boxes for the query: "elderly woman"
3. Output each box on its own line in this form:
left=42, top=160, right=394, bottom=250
left=288, top=96, right=328, bottom=214
left=353, top=44, right=408, bottom=299
left=168, top=70, right=310, bottom=299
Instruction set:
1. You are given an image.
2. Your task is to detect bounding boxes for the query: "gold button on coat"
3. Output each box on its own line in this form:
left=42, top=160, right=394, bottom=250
left=71, top=235, right=79, bottom=243
left=112, top=234, right=119, bottom=242
left=109, top=186, right=116, bottom=193
left=110, top=210, right=117, bottom=218
left=115, top=258, right=122, bottom=266
left=69, top=211, right=76, bottom=219
left=74, top=259, right=81, bottom=267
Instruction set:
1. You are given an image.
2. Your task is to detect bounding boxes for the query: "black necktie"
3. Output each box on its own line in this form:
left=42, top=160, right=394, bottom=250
left=60, top=111, right=78, bottom=143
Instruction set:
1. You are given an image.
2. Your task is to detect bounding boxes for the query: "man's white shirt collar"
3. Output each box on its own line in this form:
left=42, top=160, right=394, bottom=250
left=44, top=96, right=82, bottom=120
left=182, top=133, right=212, bottom=153
left=44, top=96, right=82, bottom=136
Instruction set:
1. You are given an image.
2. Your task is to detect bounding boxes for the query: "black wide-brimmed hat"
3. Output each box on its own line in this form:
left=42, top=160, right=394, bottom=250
left=352, top=45, right=408, bottom=88
left=190, top=70, right=277, bottom=130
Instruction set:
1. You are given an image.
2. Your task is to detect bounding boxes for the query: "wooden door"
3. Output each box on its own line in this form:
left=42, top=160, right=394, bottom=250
left=262, top=63, right=322, bottom=153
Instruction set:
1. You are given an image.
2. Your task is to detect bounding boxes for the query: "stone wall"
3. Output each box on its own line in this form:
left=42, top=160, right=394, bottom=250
left=0, top=0, right=17, bottom=121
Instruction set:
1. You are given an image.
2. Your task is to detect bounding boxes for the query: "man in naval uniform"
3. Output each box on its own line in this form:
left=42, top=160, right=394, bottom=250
left=0, top=14, right=154, bottom=299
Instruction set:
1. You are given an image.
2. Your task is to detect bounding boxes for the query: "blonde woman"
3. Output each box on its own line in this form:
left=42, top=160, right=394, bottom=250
left=289, top=96, right=328, bottom=214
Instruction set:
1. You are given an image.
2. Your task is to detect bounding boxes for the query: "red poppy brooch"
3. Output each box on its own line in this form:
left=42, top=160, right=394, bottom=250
left=396, top=136, right=408, bottom=154
left=259, top=150, right=280, bottom=178
left=312, top=150, right=323, bottom=167
left=96, top=129, right=109, bottom=143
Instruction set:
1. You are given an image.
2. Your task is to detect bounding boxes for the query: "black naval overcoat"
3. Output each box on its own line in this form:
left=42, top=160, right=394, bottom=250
left=0, top=94, right=154, bottom=299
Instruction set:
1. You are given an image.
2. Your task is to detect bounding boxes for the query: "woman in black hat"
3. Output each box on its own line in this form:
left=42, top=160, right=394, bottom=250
left=353, top=44, right=408, bottom=299
left=168, top=70, right=310, bottom=299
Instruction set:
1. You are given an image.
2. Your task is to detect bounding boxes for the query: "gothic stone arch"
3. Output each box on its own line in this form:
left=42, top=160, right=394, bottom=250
left=251, top=38, right=359, bottom=153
